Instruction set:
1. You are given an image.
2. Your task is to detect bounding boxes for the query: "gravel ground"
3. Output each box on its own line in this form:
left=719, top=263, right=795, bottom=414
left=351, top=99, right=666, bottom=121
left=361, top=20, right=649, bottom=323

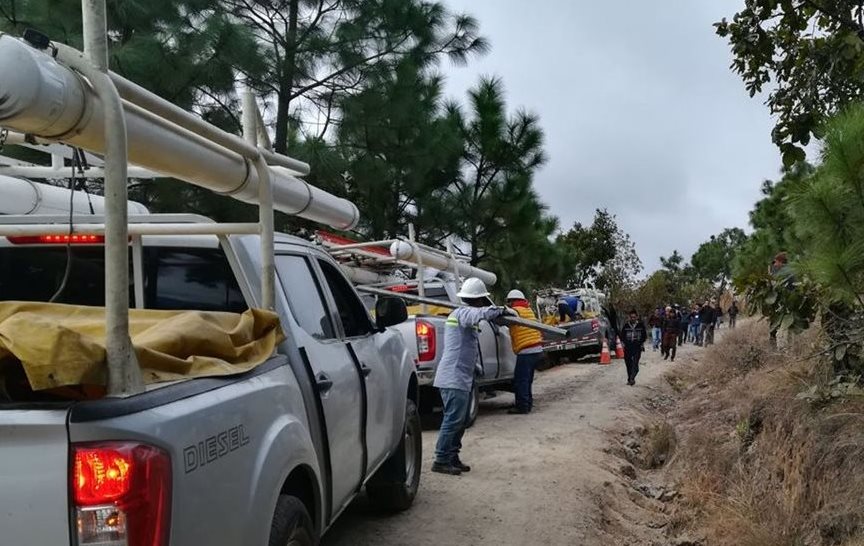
left=321, top=338, right=707, bottom=545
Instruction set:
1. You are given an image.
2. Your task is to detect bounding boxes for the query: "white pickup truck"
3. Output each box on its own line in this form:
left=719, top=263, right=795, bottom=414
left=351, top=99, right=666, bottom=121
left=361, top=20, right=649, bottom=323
left=0, top=23, right=423, bottom=545
left=0, top=214, right=422, bottom=545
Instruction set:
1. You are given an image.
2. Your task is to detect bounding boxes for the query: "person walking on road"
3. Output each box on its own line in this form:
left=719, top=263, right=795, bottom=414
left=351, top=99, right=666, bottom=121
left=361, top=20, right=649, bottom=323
left=433, top=277, right=509, bottom=476
left=661, top=306, right=680, bottom=361
left=648, top=309, right=662, bottom=351
left=620, top=309, right=647, bottom=386
left=728, top=301, right=739, bottom=329
left=700, top=299, right=717, bottom=346
left=506, top=289, right=543, bottom=415
left=678, top=305, right=691, bottom=346
left=688, top=304, right=701, bottom=344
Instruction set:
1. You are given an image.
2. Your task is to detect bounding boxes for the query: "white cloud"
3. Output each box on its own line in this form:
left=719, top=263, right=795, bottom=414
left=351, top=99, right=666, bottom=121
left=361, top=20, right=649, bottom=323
left=440, top=0, right=780, bottom=270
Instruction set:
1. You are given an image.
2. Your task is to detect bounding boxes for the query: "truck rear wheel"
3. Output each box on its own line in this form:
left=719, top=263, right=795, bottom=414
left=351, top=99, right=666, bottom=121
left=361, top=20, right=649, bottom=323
left=366, top=399, right=422, bottom=512
left=268, top=495, right=315, bottom=546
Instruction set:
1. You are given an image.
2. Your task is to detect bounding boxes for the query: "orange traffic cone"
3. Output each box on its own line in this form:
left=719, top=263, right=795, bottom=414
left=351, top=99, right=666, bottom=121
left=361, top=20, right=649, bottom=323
left=615, top=336, right=625, bottom=359
left=599, top=338, right=612, bottom=365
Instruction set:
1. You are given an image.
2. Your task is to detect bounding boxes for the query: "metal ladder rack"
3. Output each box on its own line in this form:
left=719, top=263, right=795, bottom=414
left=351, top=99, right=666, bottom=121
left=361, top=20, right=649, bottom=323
left=0, top=0, right=352, bottom=396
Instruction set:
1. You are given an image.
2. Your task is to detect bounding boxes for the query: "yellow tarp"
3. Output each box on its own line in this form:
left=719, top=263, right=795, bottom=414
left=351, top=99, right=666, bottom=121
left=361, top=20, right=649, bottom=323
left=0, top=302, right=285, bottom=391
left=407, top=304, right=451, bottom=317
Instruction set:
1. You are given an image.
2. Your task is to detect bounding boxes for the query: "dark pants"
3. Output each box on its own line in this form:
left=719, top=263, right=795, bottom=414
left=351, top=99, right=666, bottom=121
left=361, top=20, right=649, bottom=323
left=661, top=340, right=677, bottom=360
left=513, top=352, right=541, bottom=412
left=704, top=324, right=715, bottom=345
left=435, top=387, right=471, bottom=465
left=677, top=325, right=687, bottom=346
left=558, top=302, right=576, bottom=323
left=729, top=315, right=737, bottom=328
left=624, top=343, right=641, bottom=382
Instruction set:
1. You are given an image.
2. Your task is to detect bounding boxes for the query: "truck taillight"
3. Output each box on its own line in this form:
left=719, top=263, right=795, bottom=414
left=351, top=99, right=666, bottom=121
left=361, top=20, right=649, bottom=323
left=416, top=320, right=436, bottom=362
left=591, top=319, right=599, bottom=332
left=72, top=443, right=171, bottom=546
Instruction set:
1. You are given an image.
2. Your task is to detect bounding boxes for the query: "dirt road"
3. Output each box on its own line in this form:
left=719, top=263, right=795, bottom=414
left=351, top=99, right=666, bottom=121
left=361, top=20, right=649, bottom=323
left=322, top=339, right=705, bottom=545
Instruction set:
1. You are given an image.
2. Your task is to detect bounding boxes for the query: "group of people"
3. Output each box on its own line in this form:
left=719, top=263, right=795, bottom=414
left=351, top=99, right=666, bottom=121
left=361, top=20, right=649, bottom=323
left=430, top=277, right=743, bottom=475
left=648, top=299, right=739, bottom=350
left=619, top=299, right=740, bottom=387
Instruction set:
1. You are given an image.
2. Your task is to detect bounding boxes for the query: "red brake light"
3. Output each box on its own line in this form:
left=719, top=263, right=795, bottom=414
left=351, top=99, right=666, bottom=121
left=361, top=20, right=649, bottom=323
left=72, top=443, right=171, bottom=546
left=7, top=234, right=105, bottom=245
left=74, top=448, right=133, bottom=505
left=591, top=319, right=599, bottom=332
left=416, top=320, right=436, bottom=362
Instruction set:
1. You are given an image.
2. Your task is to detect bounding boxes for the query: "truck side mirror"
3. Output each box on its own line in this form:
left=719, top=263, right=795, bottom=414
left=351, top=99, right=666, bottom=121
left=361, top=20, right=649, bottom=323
left=376, top=296, right=408, bottom=330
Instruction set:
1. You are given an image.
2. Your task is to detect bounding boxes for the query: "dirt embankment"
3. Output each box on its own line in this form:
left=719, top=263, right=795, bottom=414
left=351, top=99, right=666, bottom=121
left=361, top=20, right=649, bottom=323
left=602, top=322, right=864, bottom=546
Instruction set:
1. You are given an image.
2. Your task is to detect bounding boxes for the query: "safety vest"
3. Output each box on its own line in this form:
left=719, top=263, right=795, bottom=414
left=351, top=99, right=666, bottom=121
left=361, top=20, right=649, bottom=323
left=509, top=302, right=543, bottom=354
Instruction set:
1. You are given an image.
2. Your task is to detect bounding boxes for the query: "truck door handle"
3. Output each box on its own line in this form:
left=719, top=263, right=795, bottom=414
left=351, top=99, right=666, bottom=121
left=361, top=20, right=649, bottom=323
left=315, top=373, right=333, bottom=394
left=360, top=363, right=372, bottom=378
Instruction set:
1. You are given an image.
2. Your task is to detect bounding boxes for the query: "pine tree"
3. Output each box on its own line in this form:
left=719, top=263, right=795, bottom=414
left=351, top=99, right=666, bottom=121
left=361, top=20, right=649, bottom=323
left=224, top=0, right=488, bottom=154
left=447, top=77, right=547, bottom=267
left=790, top=105, right=864, bottom=306
left=332, top=59, right=463, bottom=242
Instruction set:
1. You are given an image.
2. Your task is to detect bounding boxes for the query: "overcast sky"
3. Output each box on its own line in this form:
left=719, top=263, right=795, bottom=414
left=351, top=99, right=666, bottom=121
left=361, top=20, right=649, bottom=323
left=440, top=0, right=780, bottom=273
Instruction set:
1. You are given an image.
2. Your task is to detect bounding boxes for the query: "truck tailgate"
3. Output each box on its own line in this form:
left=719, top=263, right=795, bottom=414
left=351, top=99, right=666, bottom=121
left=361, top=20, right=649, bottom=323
left=0, top=410, right=70, bottom=545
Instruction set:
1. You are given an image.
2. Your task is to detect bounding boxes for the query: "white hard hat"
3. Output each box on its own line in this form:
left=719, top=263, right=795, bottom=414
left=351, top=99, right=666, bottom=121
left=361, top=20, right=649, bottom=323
left=457, top=277, right=490, bottom=299
left=506, top=289, right=526, bottom=300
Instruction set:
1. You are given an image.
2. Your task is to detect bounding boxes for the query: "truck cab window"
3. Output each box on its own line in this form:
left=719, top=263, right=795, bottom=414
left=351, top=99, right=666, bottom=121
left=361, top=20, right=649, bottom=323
left=318, top=259, right=373, bottom=338
left=144, top=248, right=246, bottom=313
left=0, top=246, right=245, bottom=313
left=275, top=254, right=336, bottom=340
left=0, top=247, right=121, bottom=306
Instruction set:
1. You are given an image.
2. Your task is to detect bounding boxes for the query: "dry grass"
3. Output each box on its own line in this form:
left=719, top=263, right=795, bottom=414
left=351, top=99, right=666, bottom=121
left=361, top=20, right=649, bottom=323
left=642, top=420, right=677, bottom=469
left=665, top=321, right=864, bottom=545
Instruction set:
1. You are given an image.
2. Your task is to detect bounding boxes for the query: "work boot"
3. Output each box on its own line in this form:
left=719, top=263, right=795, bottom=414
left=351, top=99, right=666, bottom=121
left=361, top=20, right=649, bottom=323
left=452, top=458, right=471, bottom=472
left=431, top=462, right=462, bottom=476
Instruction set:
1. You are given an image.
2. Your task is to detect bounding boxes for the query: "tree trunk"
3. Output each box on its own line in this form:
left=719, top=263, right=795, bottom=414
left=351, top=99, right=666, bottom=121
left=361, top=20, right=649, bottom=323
left=274, top=0, right=300, bottom=154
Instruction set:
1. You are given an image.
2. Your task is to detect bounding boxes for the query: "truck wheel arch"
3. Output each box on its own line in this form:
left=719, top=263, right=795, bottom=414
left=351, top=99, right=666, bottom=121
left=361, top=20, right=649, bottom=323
left=279, top=465, right=321, bottom=535
left=407, top=372, right=418, bottom=407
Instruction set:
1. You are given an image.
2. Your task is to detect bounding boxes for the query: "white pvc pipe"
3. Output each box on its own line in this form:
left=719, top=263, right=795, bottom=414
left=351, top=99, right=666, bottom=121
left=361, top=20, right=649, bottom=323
left=0, top=175, right=149, bottom=215
left=0, top=165, right=158, bottom=179
left=389, top=240, right=497, bottom=286
left=339, top=264, right=398, bottom=285
left=0, top=36, right=359, bottom=231
left=109, top=72, right=310, bottom=175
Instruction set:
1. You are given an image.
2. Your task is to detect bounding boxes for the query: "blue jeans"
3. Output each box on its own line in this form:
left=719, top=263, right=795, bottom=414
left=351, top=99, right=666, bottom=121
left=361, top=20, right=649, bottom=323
left=435, top=387, right=471, bottom=465
left=651, top=327, right=661, bottom=350
left=513, top=352, right=541, bottom=411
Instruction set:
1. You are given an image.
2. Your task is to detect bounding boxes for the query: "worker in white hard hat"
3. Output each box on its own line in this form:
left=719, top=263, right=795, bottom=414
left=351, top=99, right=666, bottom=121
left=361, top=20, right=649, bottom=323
left=433, top=277, right=512, bottom=476
left=505, top=289, right=544, bottom=414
